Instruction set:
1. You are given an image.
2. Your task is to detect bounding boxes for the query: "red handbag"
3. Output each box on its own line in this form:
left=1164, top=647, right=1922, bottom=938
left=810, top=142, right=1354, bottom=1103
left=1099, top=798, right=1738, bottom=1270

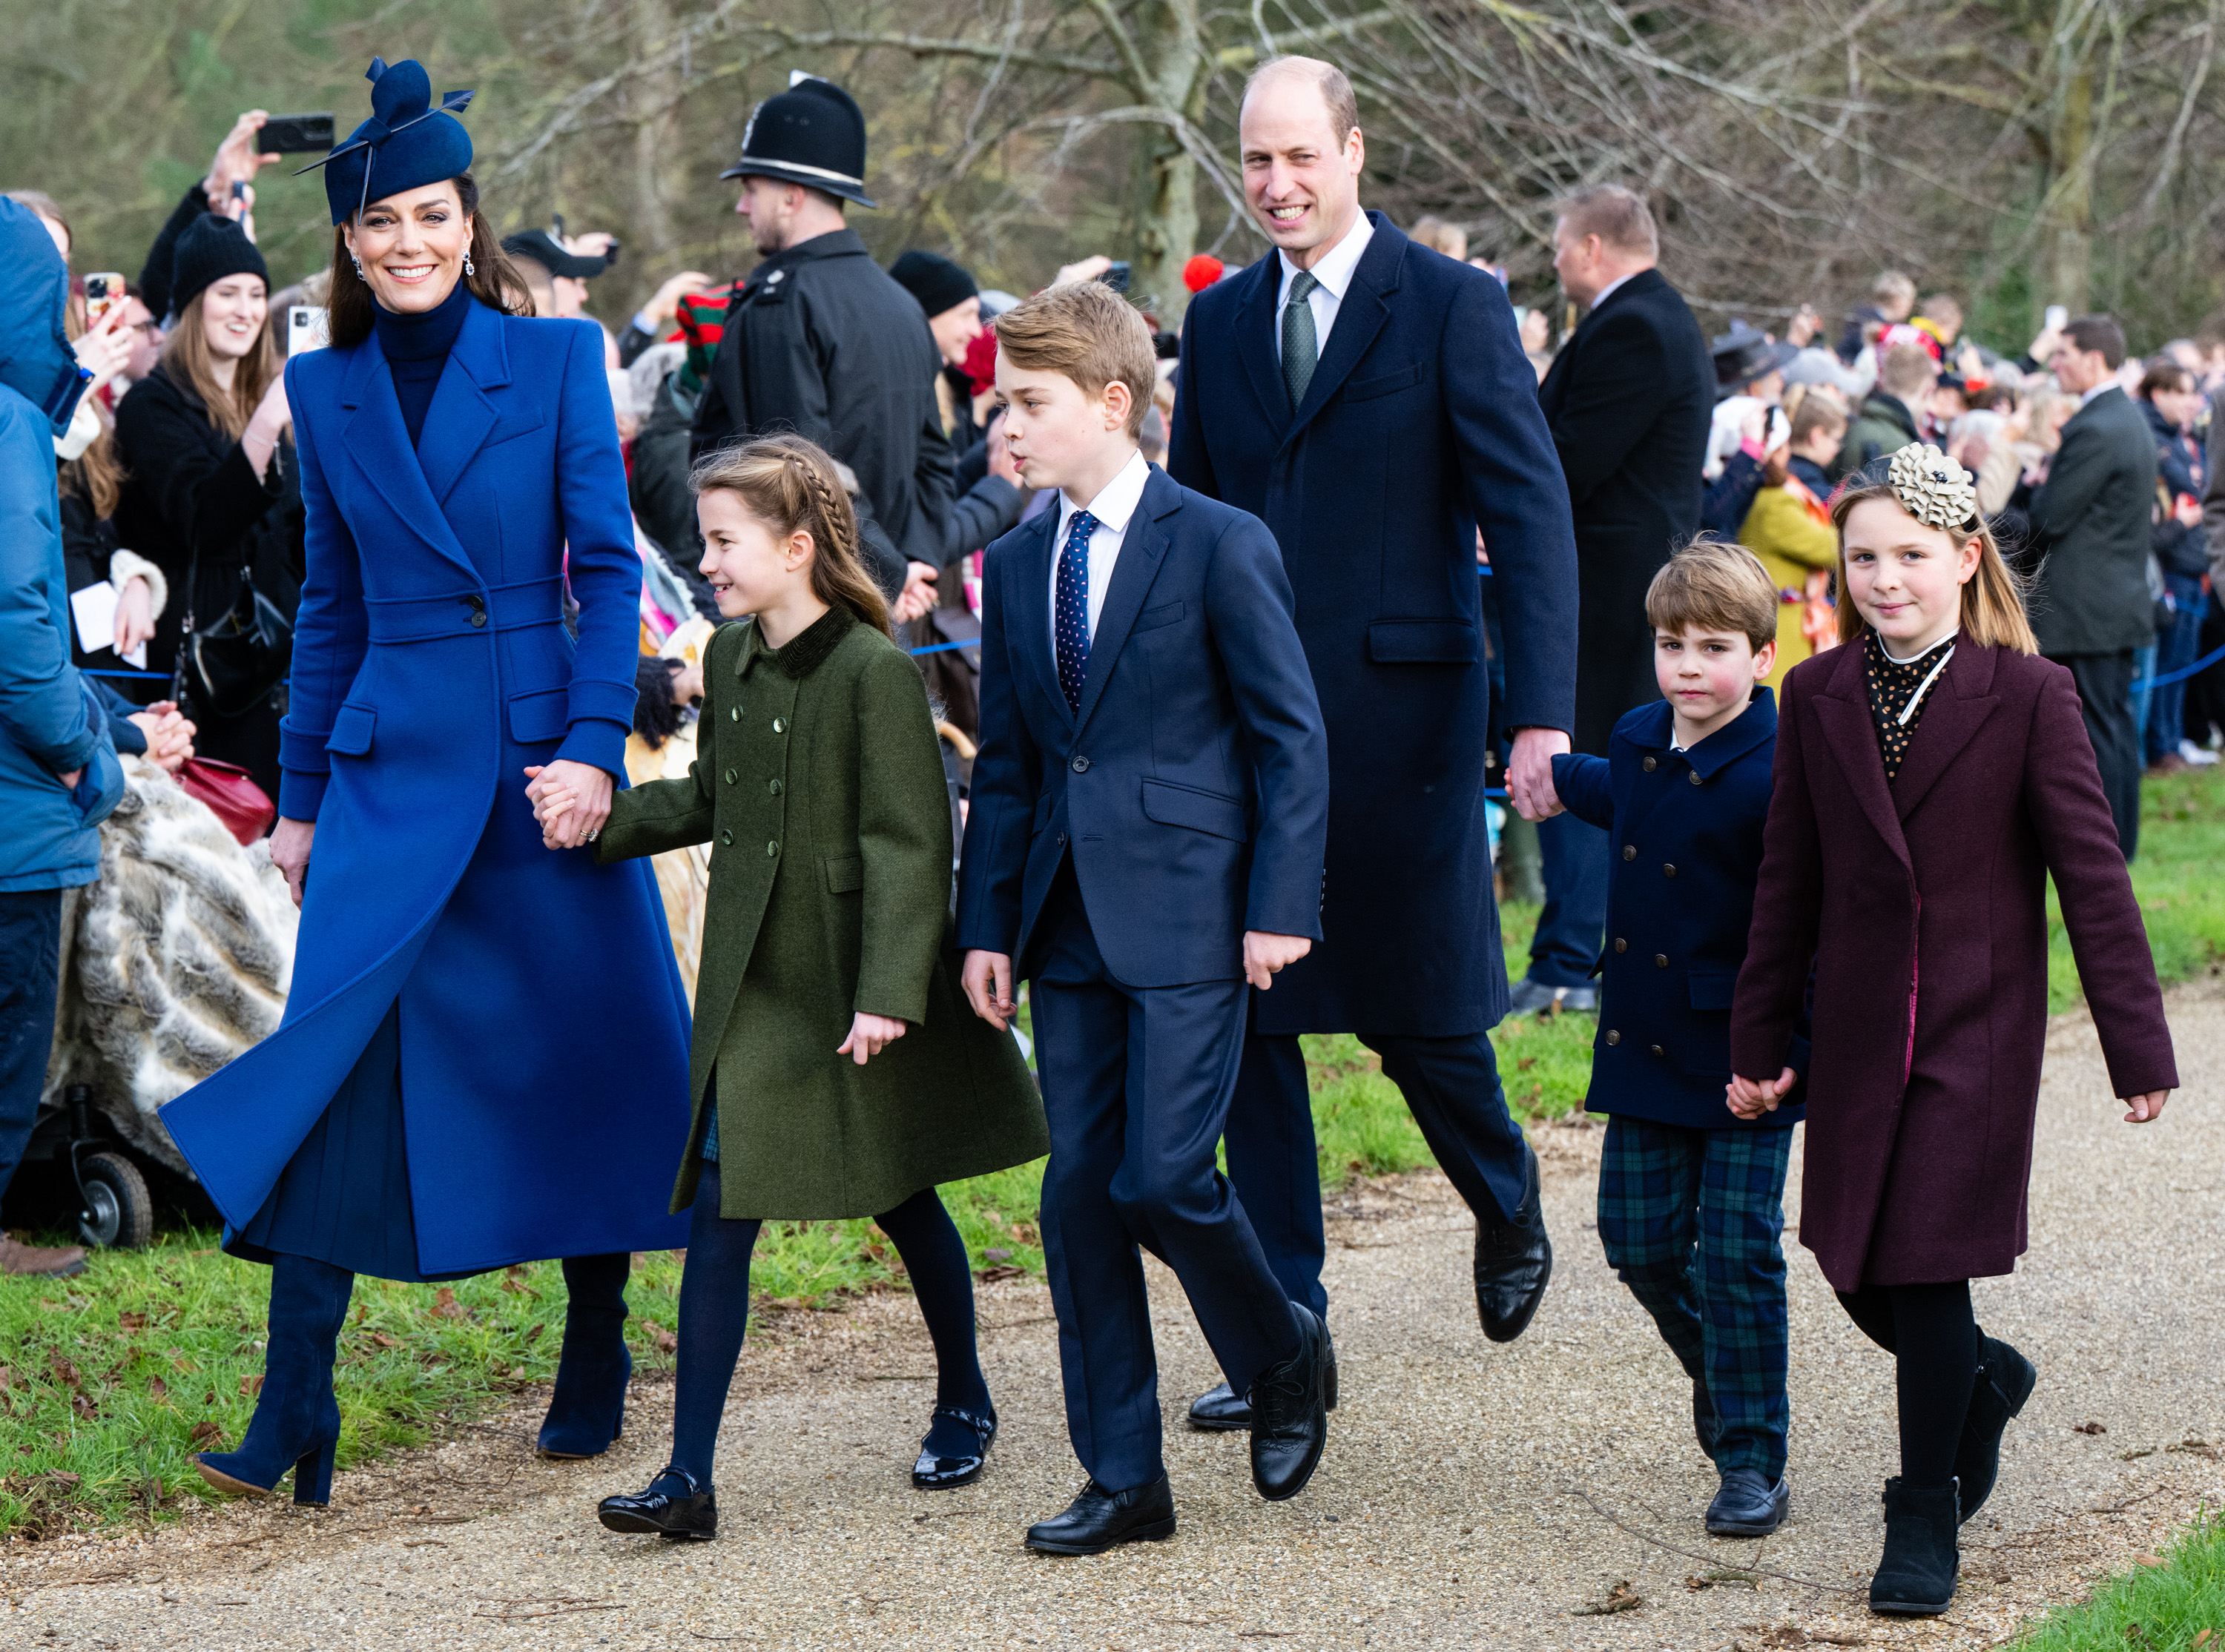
left=174, top=757, right=277, bottom=846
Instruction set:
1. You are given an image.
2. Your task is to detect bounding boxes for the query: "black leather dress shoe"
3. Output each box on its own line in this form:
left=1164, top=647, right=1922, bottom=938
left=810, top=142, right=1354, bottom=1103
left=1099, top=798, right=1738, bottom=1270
left=1474, top=1146, right=1552, bottom=1343
left=1704, top=1468, right=1790, bottom=1536
left=597, top=1467, right=716, bottom=1541
left=1186, top=1333, right=1339, bottom=1430
left=1692, top=1378, right=1724, bottom=1459
left=1247, top=1305, right=1328, bottom=1501
left=912, top=1405, right=997, bottom=1490
left=1025, top=1474, right=1178, bottom=1556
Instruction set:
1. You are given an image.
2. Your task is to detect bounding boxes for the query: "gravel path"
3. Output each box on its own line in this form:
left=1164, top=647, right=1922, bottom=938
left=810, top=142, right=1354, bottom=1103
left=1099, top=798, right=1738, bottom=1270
left=7, top=982, right=2221, bottom=1651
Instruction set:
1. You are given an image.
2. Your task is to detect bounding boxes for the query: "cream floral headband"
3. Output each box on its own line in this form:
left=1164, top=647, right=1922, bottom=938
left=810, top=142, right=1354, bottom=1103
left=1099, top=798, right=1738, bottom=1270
left=1885, top=443, right=1979, bottom=530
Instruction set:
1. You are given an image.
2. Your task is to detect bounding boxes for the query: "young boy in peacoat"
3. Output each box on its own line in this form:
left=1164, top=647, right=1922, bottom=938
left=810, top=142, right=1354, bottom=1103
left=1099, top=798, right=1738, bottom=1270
left=955, top=280, right=1333, bottom=1556
left=1550, top=540, right=1804, bottom=1540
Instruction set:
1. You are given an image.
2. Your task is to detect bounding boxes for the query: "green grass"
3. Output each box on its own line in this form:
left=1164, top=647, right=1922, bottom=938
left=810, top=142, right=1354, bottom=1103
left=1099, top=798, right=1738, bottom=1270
left=2012, top=1508, right=2225, bottom=1650
left=2050, top=766, right=2225, bottom=1011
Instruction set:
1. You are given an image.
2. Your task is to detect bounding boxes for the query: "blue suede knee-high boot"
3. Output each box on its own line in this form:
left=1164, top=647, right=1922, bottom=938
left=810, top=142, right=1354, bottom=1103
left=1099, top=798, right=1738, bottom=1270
left=538, top=1252, right=633, bottom=1459
left=195, top=1253, right=354, bottom=1506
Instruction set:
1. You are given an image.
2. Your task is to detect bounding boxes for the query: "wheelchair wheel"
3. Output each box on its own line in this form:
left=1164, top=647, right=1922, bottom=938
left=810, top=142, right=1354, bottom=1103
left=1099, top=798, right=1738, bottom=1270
left=76, top=1152, right=154, bottom=1250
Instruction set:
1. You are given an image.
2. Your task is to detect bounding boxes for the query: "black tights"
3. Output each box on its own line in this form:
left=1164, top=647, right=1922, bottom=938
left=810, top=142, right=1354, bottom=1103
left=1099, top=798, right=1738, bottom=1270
left=662, top=1163, right=989, bottom=1490
left=1835, top=1280, right=1979, bottom=1490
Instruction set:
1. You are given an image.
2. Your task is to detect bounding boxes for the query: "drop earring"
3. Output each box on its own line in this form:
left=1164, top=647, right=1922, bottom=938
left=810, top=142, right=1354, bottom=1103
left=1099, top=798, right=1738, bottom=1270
left=349, top=254, right=365, bottom=279
left=463, top=253, right=475, bottom=277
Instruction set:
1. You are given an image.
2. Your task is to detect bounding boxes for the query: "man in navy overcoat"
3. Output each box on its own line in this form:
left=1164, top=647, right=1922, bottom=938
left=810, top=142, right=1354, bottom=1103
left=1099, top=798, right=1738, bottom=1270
left=1168, top=56, right=1580, bottom=1424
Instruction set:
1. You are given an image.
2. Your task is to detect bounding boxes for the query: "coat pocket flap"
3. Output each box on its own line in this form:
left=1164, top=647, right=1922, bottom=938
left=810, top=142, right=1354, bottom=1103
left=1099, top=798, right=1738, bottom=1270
left=325, top=702, right=376, bottom=756
left=1140, top=778, right=1248, bottom=842
left=1688, top=971, right=1738, bottom=1011
left=1133, top=600, right=1185, bottom=634
left=1343, top=362, right=1423, bottom=402
left=508, top=687, right=570, bottom=745
left=1367, top=618, right=1478, bottom=664
left=824, top=854, right=864, bottom=894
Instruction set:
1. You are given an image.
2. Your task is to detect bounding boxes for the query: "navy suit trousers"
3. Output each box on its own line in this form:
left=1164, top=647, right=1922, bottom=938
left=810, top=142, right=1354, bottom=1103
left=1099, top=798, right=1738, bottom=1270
left=1526, top=810, right=1611, bottom=988
left=1030, top=863, right=1298, bottom=1492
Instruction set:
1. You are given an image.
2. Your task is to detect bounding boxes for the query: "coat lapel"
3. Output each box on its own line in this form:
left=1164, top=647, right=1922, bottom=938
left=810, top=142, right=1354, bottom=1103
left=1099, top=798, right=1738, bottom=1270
left=1811, top=642, right=1913, bottom=870
left=1285, top=216, right=1402, bottom=443
left=1072, top=471, right=1176, bottom=734
left=1234, top=258, right=1289, bottom=432
left=1889, top=644, right=2001, bottom=820
left=415, top=299, right=511, bottom=505
left=1015, top=509, right=1072, bottom=728
left=339, top=328, right=480, bottom=583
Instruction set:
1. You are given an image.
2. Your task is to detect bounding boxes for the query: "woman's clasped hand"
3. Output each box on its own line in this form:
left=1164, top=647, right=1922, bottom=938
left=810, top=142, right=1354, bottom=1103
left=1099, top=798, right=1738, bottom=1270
left=524, top=761, right=615, bottom=848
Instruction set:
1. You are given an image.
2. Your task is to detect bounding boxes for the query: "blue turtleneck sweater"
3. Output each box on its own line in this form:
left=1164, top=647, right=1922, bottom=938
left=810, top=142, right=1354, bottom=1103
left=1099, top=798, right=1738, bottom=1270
left=373, top=277, right=474, bottom=448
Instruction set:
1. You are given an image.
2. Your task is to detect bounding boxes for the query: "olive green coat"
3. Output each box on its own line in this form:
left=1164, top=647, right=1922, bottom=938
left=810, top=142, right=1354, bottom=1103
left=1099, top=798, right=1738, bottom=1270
left=597, top=607, right=1046, bottom=1220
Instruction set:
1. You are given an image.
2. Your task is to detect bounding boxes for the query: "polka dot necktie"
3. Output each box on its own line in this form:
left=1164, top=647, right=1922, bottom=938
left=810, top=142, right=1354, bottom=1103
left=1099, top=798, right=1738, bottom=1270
left=1282, top=270, right=1320, bottom=409
left=1055, top=509, right=1098, bottom=714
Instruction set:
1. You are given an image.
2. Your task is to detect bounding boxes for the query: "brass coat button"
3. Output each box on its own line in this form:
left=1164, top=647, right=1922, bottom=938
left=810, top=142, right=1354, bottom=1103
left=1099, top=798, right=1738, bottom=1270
left=773, top=718, right=786, bottom=734
left=768, top=779, right=782, bottom=796
left=766, top=841, right=779, bottom=858
left=1649, top=1044, right=1664, bottom=1057
left=1605, top=1029, right=1621, bottom=1045
left=1655, top=954, right=1668, bottom=968
left=1622, top=845, right=1636, bottom=861
left=1642, top=756, right=1656, bottom=772
left=1613, top=937, right=1627, bottom=953
left=1663, top=864, right=1677, bottom=877
left=724, top=768, right=736, bottom=785
left=730, top=707, right=739, bottom=722
left=719, top=830, right=732, bottom=846
left=1689, top=770, right=1703, bottom=786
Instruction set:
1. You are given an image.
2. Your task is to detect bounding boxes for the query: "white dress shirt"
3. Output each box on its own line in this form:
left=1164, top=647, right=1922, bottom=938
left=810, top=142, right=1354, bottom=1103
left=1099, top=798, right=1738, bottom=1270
left=1586, top=269, right=1641, bottom=313
left=1049, top=449, right=1153, bottom=658
left=1274, top=212, right=1376, bottom=364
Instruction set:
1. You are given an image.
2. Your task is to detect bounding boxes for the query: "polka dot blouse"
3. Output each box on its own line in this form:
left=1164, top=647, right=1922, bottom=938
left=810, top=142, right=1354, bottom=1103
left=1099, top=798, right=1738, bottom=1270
left=1864, top=630, right=1957, bottom=783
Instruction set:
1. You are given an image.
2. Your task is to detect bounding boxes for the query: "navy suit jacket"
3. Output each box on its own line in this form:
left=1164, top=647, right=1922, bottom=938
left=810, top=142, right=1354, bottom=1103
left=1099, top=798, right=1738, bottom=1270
left=1170, top=214, right=1578, bottom=1036
left=955, top=464, right=1328, bottom=988
left=1552, top=691, right=1804, bottom=1130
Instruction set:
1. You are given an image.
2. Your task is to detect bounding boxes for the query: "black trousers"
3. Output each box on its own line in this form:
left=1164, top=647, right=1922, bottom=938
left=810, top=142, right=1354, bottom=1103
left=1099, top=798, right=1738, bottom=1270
left=2056, top=648, right=2141, bottom=860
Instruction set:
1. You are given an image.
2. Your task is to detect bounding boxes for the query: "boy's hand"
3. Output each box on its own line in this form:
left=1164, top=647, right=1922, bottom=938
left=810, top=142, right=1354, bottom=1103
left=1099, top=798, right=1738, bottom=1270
left=2123, top=1088, right=2172, bottom=1123
left=963, top=950, right=1016, bottom=1030
left=1243, top=931, right=1311, bottom=991
left=1726, top=1067, right=1797, bottom=1118
left=837, top=1011, right=907, bottom=1066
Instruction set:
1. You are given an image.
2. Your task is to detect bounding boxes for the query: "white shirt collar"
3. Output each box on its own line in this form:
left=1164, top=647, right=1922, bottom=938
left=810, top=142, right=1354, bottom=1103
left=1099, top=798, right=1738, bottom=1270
left=2079, top=380, right=2117, bottom=409
left=1586, top=268, right=1645, bottom=313
left=1879, top=627, right=1958, bottom=666
left=1278, top=211, right=1374, bottom=303
left=1056, top=449, right=1151, bottom=539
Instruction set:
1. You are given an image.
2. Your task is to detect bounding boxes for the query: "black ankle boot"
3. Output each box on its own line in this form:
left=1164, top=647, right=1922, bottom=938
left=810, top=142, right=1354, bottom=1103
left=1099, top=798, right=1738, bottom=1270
left=1953, top=1335, right=2036, bottom=1524
left=1869, top=1477, right=1959, bottom=1616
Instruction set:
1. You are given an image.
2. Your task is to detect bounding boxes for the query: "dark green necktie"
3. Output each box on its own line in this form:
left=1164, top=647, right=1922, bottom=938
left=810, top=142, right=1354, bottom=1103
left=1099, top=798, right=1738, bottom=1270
left=1282, top=270, right=1320, bottom=409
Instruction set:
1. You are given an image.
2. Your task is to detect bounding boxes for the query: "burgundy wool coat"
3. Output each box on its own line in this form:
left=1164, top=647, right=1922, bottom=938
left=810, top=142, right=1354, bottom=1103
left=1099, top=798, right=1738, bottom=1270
left=1730, top=638, right=2176, bottom=1290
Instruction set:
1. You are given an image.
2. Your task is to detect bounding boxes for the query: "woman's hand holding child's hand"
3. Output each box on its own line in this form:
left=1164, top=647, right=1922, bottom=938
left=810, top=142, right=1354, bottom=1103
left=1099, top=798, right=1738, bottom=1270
left=2122, top=1089, right=2171, bottom=1124
left=524, top=761, right=613, bottom=849
left=838, top=1012, right=907, bottom=1066
left=1726, top=1068, right=1797, bottom=1120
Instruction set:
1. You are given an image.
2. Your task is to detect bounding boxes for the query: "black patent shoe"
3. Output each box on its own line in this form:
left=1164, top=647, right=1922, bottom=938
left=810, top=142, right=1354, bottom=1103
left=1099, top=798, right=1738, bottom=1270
left=1704, top=1468, right=1790, bottom=1536
left=1187, top=1333, right=1339, bottom=1430
left=1474, top=1146, right=1552, bottom=1343
left=1953, top=1335, right=2036, bottom=1524
left=598, top=1467, right=717, bottom=1542
left=1247, top=1305, right=1328, bottom=1501
left=912, top=1405, right=998, bottom=1490
left=1026, top=1474, right=1177, bottom=1556
left=1692, top=1377, right=1724, bottom=1460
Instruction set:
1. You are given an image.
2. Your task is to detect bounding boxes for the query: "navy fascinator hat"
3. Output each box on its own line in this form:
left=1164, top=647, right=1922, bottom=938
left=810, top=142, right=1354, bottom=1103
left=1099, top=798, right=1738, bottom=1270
left=306, top=57, right=475, bottom=225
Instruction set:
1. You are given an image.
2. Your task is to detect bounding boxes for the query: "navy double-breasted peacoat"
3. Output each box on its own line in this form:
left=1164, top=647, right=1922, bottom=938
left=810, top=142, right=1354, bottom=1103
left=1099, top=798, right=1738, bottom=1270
left=1170, top=217, right=1578, bottom=1035
left=1552, top=691, right=1804, bottom=1131
left=160, top=297, right=693, bottom=1275
left=1730, top=640, right=2177, bottom=1290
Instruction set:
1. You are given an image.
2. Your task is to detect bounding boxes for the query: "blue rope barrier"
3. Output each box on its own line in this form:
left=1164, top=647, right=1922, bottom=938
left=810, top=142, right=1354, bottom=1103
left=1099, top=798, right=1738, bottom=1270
left=83, top=669, right=172, bottom=681
left=2130, top=637, right=2225, bottom=695
left=909, top=639, right=973, bottom=657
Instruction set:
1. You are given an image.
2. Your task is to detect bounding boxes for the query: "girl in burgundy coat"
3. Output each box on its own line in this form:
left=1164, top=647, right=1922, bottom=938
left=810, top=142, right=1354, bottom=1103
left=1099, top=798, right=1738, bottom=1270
left=1727, top=443, right=2176, bottom=1618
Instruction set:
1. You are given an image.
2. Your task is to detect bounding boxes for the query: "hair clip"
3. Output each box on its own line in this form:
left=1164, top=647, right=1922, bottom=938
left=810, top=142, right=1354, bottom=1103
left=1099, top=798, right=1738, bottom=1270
left=1886, top=442, right=1978, bottom=530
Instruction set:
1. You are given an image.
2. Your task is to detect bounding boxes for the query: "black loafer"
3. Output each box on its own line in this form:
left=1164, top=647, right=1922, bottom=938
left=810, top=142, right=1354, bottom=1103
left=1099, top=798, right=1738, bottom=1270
left=912, top=1405, right=997, bottom=1490
left=1026, top=1474, right=1178, bottom=1556
left=1474, top=1146, right=1552, bottom=1343
left=598, top=1467, right=716, bottom=1542
left=1704, top=1468, right=1790, bottom=1536
left=1692, top=1377, right=1724, bottom=1460
left=1187, top=1333, right=1339, bottom=1430
left=1247, top=1305, right=1328, bottom=1501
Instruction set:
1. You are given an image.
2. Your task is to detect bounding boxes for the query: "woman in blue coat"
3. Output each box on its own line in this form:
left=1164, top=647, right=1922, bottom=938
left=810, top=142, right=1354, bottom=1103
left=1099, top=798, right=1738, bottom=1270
left=159, top=59, right=693, bottom=1506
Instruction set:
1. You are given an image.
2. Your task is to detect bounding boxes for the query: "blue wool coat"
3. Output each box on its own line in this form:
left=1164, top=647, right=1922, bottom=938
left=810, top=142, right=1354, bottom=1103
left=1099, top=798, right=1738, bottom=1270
left=1170, top=215, right=1578, bottom=1036
left=159, top=297, right=692, bottom=1274
left=1552, top=691, right=1804, bottom=1130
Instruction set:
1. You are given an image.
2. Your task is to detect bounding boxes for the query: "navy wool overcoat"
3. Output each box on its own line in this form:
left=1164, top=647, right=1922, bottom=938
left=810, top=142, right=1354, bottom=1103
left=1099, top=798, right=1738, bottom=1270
left=160, top=297, right=693, bottom=1274
left=1730, top=641, right=2175, bottom=1289
left=1170, top=216, right=1578, bottom=1037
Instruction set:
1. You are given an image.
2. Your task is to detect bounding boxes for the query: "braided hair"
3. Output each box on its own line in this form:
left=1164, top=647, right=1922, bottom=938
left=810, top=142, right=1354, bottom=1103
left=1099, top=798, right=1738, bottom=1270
left=689, top=435, right=892, bottom=637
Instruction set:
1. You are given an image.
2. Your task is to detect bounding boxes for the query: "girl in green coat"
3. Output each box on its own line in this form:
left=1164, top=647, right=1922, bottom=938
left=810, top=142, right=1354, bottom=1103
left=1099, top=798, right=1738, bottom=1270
left=535, top=435, right=1046, bottom=1542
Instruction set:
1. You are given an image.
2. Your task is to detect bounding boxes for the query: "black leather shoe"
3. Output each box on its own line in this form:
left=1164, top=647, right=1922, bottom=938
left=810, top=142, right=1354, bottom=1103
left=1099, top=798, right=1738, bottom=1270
left=1247, top=1305, right=1328, bottom=1501
left=912, top=1405, right=997, bottom=1490
left=598, top=1467, right=716, bottom=1541
left=1705, top=1468, right=1790, bottom=1536
left=1025, top=1474, right=1178, bottom=1556
left=1953, top=1335, right=2036, bottom=1524
left=1507, top=979, right=1598, bottom=1014
left=1692, top=1377, right=1724, bottom=1459
left=1474, top=1146, right=1552, bottom=1343
left=1869, top=1477, right=1959, bottom=1616
left=1186, top=1332, right=1339, bottom=1430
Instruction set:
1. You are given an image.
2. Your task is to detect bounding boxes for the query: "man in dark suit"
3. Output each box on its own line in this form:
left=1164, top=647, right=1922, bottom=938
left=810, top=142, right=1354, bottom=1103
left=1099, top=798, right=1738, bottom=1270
left=2030, top=314, right=2159, bottom=857
left=1512, top=185, right=1712, bottom=1014
left=1169, top=56, right=1580, bottom=1424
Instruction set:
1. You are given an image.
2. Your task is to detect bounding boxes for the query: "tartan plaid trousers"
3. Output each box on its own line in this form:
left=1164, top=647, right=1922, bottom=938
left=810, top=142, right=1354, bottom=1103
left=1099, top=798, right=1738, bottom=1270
left=1596, top=1114, right=1794, bottom=1480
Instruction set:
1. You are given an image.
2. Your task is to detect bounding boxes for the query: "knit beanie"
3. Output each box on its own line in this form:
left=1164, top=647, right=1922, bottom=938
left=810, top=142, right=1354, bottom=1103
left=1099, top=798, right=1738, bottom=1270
left=888, top=250, right=978, bottom=320
left=170, top=214, right=269, bottom=315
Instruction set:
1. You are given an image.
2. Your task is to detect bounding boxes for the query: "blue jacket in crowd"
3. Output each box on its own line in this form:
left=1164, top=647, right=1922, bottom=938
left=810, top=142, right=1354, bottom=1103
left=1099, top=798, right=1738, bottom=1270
left=1551, top=690, right=1805, bottom=1130
left=0, top=198, right=124, bottom=893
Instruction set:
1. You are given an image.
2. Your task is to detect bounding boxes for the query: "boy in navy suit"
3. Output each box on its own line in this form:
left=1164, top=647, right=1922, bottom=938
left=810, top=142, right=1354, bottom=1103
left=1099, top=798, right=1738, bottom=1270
left=956, top=280, right=1333, bottom=1555
left=1549, top=540, right=1804, bottom=1539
